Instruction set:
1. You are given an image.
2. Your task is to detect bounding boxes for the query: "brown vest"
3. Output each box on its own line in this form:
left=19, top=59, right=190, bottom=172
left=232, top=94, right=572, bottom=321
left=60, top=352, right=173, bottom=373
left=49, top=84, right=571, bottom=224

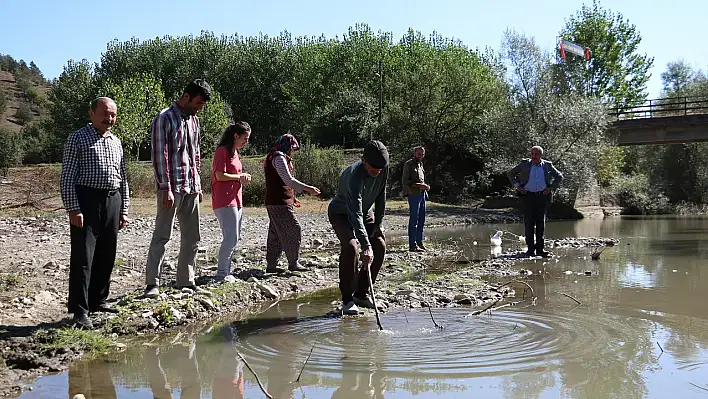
left=264, top=157, right=294, bottom=205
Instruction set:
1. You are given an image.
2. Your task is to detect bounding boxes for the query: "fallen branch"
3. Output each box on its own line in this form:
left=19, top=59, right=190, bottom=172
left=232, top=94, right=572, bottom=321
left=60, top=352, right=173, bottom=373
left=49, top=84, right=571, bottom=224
left=427, top=306, right=444, bottom=329
left=236, top=351, right=273, bottom=399
left=295, top=344, right=315, bottom=383
left=489, top=303, right=512, bottom=312
left=467, top=299, right=500, bottom=317
left=657, top=341, right=664, bottom=353
left=560, top=293, right=582, bottom=305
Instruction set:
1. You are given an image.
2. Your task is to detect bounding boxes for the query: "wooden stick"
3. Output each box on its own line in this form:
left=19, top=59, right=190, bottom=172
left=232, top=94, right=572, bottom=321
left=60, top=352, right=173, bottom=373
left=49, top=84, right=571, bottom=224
left=364, top=261, right=384, bottom=331
left=467, top=299, right=500, bottom=317
left=236, top=351, right=273, bottom=399
left=295, top=344, right=315, bottom=383
left=689, top=382, right=708, bottom=392
left=657, top=341, right=664, bottom=353
left=427, top=306, right=444, bottom=329
left=560, top=292, right=582, bottom=305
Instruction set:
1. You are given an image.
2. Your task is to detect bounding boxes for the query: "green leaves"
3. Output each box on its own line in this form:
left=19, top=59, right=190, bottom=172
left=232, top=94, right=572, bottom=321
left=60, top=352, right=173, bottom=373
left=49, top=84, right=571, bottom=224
left=99, top=74, right=167, bottom=160
left=558, top=0, right=653, bottom=107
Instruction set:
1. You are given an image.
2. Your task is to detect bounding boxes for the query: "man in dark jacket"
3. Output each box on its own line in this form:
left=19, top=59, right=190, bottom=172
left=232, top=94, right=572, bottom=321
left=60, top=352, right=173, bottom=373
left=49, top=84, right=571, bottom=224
left=328, top=141, right=389, bottom=315
left=507, top=146, right=563, bottom=257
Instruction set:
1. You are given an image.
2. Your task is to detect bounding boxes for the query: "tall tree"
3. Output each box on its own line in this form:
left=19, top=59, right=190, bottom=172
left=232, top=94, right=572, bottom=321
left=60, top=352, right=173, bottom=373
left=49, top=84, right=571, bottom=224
left=558, top=0, right=653, bottom=107
left=661, top=60, right=694, bottom=96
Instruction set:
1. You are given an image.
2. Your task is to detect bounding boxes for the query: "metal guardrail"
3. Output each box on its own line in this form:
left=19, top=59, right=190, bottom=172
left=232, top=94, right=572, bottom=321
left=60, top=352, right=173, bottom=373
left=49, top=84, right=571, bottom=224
left=609, top=96, right=708, bottom=120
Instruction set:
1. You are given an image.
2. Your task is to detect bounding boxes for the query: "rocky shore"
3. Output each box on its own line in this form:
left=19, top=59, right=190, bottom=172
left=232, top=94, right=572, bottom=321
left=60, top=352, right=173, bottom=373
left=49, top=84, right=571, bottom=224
left=0, top=204, right=617, bottom=397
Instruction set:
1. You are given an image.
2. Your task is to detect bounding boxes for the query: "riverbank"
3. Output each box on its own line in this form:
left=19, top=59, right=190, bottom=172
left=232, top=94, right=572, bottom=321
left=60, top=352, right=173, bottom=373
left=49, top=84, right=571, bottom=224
left=0, top=197, right=616, bottom=397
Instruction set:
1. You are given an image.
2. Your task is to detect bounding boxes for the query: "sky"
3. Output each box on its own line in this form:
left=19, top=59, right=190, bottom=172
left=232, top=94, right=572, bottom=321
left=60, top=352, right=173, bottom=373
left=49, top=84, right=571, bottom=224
left=2, top=0, right=706, bottom=98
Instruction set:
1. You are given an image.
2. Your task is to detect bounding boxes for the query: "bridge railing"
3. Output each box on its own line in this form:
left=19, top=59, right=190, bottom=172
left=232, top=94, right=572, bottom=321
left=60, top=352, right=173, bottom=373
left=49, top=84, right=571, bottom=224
left=609, top=96, right=708, bottom=120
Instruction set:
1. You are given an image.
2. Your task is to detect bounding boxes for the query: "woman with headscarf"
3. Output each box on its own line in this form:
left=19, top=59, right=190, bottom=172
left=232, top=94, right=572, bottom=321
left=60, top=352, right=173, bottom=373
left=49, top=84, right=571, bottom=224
left=263, top=133, right=321, bottom=273
left=211, top=122, right=252, bottom=283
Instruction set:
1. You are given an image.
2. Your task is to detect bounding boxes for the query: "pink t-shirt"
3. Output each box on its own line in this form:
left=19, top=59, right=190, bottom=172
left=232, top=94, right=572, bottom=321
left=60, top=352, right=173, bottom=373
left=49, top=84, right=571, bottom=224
left=211, top=146, right=243, bottom=210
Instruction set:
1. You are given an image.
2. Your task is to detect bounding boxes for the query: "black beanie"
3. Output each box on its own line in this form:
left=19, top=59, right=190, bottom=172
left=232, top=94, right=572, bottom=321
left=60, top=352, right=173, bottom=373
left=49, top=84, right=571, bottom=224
left=363, top=140, right=389, bottom=169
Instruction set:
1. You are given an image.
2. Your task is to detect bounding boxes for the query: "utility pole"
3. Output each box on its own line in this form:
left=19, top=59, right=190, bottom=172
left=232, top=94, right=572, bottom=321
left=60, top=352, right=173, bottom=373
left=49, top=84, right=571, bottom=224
left=377, top=59, right=383, bottom=139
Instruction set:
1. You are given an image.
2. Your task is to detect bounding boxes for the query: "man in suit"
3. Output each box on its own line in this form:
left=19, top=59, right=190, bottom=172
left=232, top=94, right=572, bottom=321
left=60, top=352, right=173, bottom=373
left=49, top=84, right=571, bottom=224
left=507, top=146, right=563, bottom=257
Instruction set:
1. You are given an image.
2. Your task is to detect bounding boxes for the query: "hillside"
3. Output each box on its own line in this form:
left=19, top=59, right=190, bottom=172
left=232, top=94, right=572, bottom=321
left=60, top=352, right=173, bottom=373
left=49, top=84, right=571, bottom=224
left=0, top=69, right=50, bottom=133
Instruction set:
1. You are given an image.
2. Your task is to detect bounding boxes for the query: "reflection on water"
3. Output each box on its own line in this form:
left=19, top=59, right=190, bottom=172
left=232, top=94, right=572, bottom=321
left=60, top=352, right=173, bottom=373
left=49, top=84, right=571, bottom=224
left=17, top=217, right=708, bottom=398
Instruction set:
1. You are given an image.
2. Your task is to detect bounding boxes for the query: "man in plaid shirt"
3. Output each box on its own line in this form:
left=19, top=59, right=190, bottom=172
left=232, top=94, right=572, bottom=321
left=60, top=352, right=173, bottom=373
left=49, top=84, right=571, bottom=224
left=144, top=79, right=213, bottom=298
left=60, top=97, right=129, bottom=329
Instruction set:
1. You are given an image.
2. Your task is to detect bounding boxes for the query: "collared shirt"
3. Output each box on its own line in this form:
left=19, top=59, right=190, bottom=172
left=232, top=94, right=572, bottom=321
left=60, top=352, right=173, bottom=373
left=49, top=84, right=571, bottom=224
left=151, top=102, right=201, bottom=194
left=524, top=161, right=548, bottom=192
left=60, top=124, right=130, bottom=215
left=402, top=158, right=425, bottom=196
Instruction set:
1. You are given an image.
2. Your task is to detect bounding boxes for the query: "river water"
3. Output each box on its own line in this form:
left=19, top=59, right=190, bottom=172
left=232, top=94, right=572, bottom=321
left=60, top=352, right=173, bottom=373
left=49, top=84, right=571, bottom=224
left=18, top=217, right=708, bottom=398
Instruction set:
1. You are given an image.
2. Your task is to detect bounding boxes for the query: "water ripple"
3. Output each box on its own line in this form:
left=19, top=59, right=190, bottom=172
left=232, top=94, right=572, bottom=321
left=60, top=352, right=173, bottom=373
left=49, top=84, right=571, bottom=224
left=235, top=305, right=639, bottom=377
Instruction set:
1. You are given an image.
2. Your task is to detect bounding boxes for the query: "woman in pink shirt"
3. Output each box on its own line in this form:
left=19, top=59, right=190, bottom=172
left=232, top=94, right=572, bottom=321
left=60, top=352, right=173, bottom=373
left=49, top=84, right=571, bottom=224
left=211, top=122, right=252, bottom=282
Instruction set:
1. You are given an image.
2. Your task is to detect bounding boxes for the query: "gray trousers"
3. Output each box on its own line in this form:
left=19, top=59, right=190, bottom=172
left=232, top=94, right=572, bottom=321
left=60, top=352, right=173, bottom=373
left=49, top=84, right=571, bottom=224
left=214, top=206, right=243, bottom=278
left=145, top=192, right=201, bottom=287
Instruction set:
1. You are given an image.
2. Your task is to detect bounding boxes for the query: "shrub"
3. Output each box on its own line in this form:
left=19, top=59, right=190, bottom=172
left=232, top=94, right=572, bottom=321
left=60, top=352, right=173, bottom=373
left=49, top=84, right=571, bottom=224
left=15, top=102, right=33, bottom=125
left=0, top=88, right=6, bottom=115
left=292, top=143, right=346, bottom=198
left=0, top=128, right=24, bottom=176
left=612, top=173, right=673, bottom=215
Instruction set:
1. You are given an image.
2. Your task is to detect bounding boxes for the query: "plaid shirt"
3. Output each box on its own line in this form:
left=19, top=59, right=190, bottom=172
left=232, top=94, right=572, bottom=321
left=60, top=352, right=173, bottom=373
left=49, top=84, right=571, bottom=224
left=60, top=124, right=130, bottom=216
left=151, top=102, right=201, bottom=193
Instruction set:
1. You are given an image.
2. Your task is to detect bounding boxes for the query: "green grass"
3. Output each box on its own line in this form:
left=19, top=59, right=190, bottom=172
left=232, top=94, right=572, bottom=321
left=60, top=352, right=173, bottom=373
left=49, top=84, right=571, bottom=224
left=36, top=328, right=113, bottom=356
left=1, top=273, right=24, bottom=289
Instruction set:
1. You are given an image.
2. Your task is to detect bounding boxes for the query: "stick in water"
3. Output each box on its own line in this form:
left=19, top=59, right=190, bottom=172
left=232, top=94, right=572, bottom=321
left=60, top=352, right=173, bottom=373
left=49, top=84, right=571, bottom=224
left=236, top=351, right=273, bottom=399
left=295, top=344, right=315, bottom=383
left=560, top=292, right=582, bottom=305
left=427, top=306, right=444, bottom=329
left=364, top=259, right=384, bottom=331
left=657, top=341, right=664, bottom=353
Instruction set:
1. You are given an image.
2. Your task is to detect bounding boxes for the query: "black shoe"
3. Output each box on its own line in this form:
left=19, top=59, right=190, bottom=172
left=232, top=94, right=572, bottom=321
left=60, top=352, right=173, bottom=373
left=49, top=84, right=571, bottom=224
left=536, top=250, right=551, bottom=258
left=524, top=251, right=535, bottom=258
left=417, top=243, right=428, bottom=251
left=73, top=313, right=93, bottom=329
left=91, top=305, right=119, bottom=314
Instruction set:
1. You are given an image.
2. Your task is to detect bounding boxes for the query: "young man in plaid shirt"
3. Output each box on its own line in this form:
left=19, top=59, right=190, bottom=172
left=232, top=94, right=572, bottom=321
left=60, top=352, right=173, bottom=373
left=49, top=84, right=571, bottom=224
left=143, top=79, right=213, bottom=298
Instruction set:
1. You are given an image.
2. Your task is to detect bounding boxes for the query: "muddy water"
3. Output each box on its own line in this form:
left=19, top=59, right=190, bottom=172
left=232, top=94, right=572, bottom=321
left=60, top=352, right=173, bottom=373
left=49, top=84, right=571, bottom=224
left=18, top=217, right=708, bottom=398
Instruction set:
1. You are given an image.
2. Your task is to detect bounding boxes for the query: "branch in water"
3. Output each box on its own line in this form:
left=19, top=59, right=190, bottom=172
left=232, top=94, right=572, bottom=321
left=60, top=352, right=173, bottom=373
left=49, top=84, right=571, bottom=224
left=560, top=292, right=582, bottom=305
left=295, top=344, right=315, bottom=383
left=428, top=306, right=444, bottom=329
left=236, top=351, right=273, bottom=399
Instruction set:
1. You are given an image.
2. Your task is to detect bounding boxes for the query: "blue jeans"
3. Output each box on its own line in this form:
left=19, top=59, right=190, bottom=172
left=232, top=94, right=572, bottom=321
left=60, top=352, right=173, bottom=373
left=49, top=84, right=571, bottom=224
left=408, top=193, right=426, bottom=247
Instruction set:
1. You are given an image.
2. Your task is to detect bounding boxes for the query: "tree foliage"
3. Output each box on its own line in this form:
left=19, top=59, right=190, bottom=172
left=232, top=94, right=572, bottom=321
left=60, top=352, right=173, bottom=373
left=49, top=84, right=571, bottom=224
left=485, top=30, right=610, bottom=203
left=0, top=127, right=23, bottom=176
left=99, top=74, right=167, bottom=160
left=557, top=0, right=653, bottom=107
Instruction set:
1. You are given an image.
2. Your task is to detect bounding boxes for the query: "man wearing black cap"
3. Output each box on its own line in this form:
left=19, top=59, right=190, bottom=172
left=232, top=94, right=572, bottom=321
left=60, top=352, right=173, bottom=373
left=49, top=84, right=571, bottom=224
left=328, top=140, right=390, bottom=315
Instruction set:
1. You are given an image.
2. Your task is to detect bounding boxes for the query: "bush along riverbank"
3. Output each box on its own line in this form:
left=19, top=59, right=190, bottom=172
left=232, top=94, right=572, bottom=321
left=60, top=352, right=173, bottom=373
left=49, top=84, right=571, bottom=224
left=0, top=216, right=619, bottom=397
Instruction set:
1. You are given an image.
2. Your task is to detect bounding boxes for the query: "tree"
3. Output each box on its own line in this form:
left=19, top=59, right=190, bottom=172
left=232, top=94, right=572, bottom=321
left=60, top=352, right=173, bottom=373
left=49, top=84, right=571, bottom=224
left=661, top=60, right=694, bottom=96
left=0, top=88, right=6, bottom=116
left=558, top=0, right=653, bottom=107
left=0, top=128, right=23, bottom=176
left=197, top=89, right=231, bottom=158
left=48, top=59, right=98, bottom=153
left=100, top=74, right=168, bottom=160
left=485, top=30, right=611, bottom=203
left=15, top=102, right=33, bottom=125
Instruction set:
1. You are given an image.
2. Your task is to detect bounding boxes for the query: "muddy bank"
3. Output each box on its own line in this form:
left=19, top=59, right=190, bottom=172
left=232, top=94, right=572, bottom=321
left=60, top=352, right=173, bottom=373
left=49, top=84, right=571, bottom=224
left=0, top=204, right=613, bottom=397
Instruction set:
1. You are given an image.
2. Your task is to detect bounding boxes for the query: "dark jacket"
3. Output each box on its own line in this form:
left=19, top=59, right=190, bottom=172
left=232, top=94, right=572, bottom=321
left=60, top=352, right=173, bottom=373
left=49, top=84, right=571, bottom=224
left=506, top=159, right=563, bottom=201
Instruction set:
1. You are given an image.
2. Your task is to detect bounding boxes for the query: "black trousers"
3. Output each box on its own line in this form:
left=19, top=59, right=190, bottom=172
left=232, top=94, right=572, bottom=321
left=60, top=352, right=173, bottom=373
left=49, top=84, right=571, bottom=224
left=68, top=185, right=120, bottom=315
left=522, top=192, right=549, bottom=253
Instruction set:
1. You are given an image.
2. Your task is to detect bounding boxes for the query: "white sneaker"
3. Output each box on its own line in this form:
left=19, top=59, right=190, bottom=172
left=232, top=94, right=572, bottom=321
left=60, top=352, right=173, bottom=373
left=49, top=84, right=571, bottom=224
left=342, top=301, right=359, bottom=315
left=215, top=275, right=237, bottom=284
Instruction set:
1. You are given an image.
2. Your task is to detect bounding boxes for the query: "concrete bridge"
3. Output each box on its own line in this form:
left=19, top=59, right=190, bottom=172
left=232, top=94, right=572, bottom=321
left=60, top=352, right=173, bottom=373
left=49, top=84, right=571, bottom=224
left=609, top=97, right=708, bottom=145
